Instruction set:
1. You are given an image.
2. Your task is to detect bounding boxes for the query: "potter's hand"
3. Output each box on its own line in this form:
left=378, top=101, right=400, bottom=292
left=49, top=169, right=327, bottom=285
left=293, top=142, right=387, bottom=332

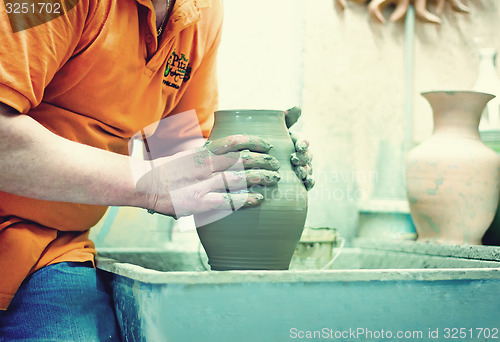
left=137, top=135, right=280, bottom=218
left=290, top=133, right=315, bottom=191
left=285, top=107, right=315, bottom=191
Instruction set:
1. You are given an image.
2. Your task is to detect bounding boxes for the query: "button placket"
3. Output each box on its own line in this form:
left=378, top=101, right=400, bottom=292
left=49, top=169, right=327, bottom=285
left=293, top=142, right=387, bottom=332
left=144, top=31, right=159, bottom=61
left=144, top=37, right=173, bottom=77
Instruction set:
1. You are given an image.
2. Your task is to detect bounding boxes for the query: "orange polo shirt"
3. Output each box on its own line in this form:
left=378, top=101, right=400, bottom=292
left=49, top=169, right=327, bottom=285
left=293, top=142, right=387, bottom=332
left=0, top=0, right=222, bottom=310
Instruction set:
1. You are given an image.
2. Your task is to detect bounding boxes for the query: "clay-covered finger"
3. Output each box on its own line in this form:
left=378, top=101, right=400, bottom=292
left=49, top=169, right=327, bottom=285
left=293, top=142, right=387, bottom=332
left=307, top=163, right=313, bottom=175
left=294, top=164, right=313, bottom=180
left=294, top=165, right=308, bottom=180
left=290, top=132, right=310, bottom=152
left=212, top=169, right=280, bottom=190
left=156, top=150, right=239, bottom=189
left=207, top=171, right=248, bottom=192
left=240, top=150, right=280, bottom=170
left=245, top=170, right=281, bottom=187
left=291, top=150, right=312, bottom=166
left=205, top=170, right=280, bottom=193
left=205, top=192, right=264, bottom=210
left=209, top=151, right=241, bottom=172
left=303, top=175, right=315, bottom=191
left=205, top=135, right=273, bottom=155
left=294, top=139, right=310, bottom=153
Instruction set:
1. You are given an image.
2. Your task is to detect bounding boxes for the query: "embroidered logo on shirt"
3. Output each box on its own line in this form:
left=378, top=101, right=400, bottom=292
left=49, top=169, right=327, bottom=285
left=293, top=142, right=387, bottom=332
left=163, top=49, right=192, bottom=89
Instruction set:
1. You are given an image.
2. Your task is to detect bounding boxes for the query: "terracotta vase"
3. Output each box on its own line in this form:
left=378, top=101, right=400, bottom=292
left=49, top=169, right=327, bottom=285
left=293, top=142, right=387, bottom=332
left=195, top=109, right=308, bottom=270
left=406, top=91, right=500, bottom=245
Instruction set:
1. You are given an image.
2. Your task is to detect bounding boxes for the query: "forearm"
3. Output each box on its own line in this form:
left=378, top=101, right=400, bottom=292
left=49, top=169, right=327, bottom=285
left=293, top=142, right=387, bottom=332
left=0, top=105, right=149, bottom=208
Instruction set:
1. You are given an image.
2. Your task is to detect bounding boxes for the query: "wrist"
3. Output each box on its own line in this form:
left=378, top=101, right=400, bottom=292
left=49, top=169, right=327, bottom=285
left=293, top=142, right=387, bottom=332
left=129, top=157, right=177, bottom=217
left=126, top=158, right=156, bottom=209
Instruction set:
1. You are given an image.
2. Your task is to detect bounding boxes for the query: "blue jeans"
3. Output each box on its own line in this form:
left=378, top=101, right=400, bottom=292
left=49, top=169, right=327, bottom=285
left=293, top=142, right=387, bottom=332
left=0, top=262, right=121, bottom=341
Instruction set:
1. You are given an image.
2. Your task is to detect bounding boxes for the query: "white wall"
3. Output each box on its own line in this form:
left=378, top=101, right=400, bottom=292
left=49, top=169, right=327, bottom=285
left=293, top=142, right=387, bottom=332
left=217, top=0, right=305, bottom=110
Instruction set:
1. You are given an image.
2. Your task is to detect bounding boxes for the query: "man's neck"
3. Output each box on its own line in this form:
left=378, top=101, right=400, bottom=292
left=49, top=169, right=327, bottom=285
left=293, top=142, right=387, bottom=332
left=151, top=0, right=170, bottom=31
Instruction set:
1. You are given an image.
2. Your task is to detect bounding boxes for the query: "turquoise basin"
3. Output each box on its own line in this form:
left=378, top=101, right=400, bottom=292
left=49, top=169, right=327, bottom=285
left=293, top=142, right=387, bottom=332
left=97, top=239, right=500, bottom=342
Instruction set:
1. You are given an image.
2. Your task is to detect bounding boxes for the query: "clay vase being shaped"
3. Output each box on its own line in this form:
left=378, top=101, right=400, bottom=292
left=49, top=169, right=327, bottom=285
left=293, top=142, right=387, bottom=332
left=195, top=110, right=308, bottom=270
left=406, top=91, right=500, bottom=245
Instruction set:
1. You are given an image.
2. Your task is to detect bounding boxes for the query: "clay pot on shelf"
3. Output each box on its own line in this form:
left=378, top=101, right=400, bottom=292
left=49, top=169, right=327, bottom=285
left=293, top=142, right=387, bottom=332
left=406, top=91, right=500, bottom=245
left=195, top=109, right=308, bottom=270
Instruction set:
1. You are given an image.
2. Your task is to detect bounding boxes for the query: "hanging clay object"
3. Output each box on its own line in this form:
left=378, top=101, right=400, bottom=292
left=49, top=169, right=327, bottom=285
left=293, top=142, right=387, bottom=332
left=196, top=110, right=308, bottom=270
left=406, top=91, right=500, bottom=245
left=338, top=0, right=471, bottom=24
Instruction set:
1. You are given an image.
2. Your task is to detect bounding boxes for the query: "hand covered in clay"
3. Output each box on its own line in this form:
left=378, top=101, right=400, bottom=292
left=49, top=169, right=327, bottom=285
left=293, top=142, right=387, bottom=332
left=136, top=135, right=280, bottom=218
left=285, top=107, right=315, bottom=191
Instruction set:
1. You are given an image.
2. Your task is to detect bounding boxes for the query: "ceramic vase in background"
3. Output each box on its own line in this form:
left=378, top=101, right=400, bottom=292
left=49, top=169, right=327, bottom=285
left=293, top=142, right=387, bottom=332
left=406, top=91, right=500, bottom=245
left=473, top=47, right=500, bottom=245
left=196, top=110, right=308, bottom=270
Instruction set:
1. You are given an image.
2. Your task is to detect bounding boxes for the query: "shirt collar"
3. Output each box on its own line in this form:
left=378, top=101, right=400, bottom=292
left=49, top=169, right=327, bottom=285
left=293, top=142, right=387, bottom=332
left=136, top=0, right=211, bottom=38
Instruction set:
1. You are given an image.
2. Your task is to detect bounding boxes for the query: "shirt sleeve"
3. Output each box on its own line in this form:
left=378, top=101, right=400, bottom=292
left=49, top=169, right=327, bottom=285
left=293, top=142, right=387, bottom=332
left=0, top=1, right=92, bottom=113
left=169, top=0, right=223, bottom=138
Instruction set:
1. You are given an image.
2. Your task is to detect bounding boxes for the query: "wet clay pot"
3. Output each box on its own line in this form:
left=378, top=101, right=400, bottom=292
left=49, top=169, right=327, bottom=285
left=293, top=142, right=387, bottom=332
left=406, top=91, right=500, bottom=245
left=196, top=110, right=308, bottom=270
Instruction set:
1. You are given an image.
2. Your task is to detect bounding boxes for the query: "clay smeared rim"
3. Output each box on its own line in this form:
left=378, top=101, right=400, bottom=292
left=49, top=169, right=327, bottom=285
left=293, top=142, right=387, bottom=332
left=215, top=109, right=286, bottom=117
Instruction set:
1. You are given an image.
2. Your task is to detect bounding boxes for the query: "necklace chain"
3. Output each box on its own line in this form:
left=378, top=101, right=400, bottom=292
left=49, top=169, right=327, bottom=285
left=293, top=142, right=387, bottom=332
left=156, top=0, right=171, bottom=37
